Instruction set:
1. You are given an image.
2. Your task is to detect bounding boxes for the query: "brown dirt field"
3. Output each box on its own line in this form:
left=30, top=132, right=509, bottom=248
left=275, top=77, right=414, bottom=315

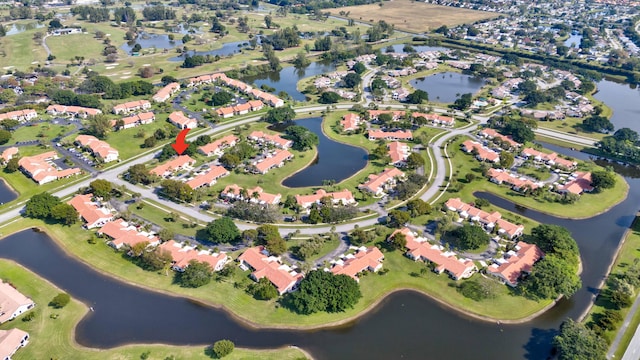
left=327, top=0, right=498, bottom=33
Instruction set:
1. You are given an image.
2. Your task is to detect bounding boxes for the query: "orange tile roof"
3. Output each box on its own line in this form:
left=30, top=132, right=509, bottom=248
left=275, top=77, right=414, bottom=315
left=252, top=149, right=293, bottom=174
left=248, top=131, right=292, bottom=148
left=0, top=109, right=37, bottom=121
left=295, top=189, right=355, bottom=208
left=238, top=246, right=303, bottom=294
left=558, top=171, right=593, bottom=195
left=216, top=106, right=235, bottom=117
left=17, top=151, right=80, bottom=184
left=198, top=135, right=238, bottom=156
left=367, top=129, right=413, bottom=140
left=461, top=140, right=500, bottom=162
left=113, top=111, right=155, bottom=128
left=153, top=82, right=180, bottom=102
left=487, top=168, right=539, bottom=191
left=185, top=165, right=229, bottom=189
left=68, top=193, right=114, bottom=228
left=368, top=110, right=406, bottom=120
left=330, top=247, right=384, bottom=280
left=340, top=113, right=361, bottom=131
left=75, top=135, right=119, bottom=161
left=150, top=155, right=196, bottom=177
left=46, top=104, right=101, bottom=116
left=359, top=167, right=405, bottom=194
left=487, top=241, right=544, bottom=286
left=522, top=148, right=576, bottom=169
left=412, top=112, right=455, bottom=125
left=233, top=102, right=252, bottom=113
left=113, top=100, right=150, bottom=113
left=0, top=328, right=29, bottom=358
left=1, top=147, right=18, bottom=162
left=387, top=141, right=409, bottom=164
left=168, top=111, right=197, bottom=128
left=248, top=100, right=264, bottom=109
left=0, top=281, right=34, bottom=323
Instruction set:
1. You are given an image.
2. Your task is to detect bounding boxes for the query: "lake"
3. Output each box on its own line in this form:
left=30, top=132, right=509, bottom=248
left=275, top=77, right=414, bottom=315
left=121, top=32, right=183, bottom=52
left=169, top=40, right=253, bottom=62
left=592, top=79, right=640, bottom=132
left=0, top=179, right=17, bottom=204
left=281, top=117, right=368, bottom=187
left=409, top=72, right=486, bottom=103
left=564, top=34, right=582, bottom=48
left=242, top=61, right=338, bottom=102
left=5, top=22, right=44, bottom=36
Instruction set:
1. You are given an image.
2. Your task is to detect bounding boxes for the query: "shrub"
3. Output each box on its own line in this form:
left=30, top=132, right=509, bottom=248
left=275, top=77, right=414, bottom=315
left=50, top=293, right=71, bottom=308
left=212, top=339, right=234, bottom=358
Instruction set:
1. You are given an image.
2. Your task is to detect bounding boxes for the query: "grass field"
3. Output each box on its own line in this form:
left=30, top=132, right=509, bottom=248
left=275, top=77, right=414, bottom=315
left=0, top=24, right=48, bottom=70
left=7, top=123, right=74, bottom=145
left=0, top=219, right=553, bottom=328
left=0, top=260, right=307, bottom=360
left=448, top=136, right=628, bottom=219
left=327, top=0, right=498, bottom=33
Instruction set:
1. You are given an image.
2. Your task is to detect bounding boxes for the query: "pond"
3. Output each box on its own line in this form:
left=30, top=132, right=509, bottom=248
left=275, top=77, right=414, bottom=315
left=169, top=40, right=254, bottom=62
left=0, top=179, right=17, bottom=204
left=564, top=34, right=582, bottom=48
left=242, top=60, right=337, bottom=102
left=409, top=72, right=486, bottom=103
left=592, top=79, right=640, bottom=133
left=387, top=44, right=448, bottom=53
left=5, top=22, right=44, bottom=36
left=121, top=32, right=183, bottom=52
left=281, top=117, right=368, bottom=187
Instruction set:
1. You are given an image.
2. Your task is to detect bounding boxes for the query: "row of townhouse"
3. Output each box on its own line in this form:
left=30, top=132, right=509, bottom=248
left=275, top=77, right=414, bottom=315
left=387, top=141, right=410, bottom=166
left=340, top=113, right=362, bottom=131
left=445, top=198, right=525, bottom=239
left=0, top=328, right=30, bottom=360
left=150, top=155, right=196, bottom=177
left=411, top=112, right=455, bottom=127
left=249, top=149, right=294, bottom=174
left=359, top=167, right=406, bottom=197
left=75, top=135, right=119, bottom=163
left=198, top=135, right=239, bottom=157
left=521, top=147, right=577, bottom=170
left=18, top=151, right=81, bottom=185
left=68, top=193, right=114, bottom=229
left=461, top=140, right=500, bottom=163
left=152, top=82, right=180, bottom=103
left=478, top=128, right=521, bottom=149
left=486, top=242, right=545, bottom=287
left=368, top=110, right=405, bottom=122
left=215, top=100, right=264, bottom=119
left=185, top=165, right=229, bottom=189
left=0, top=281, right=33, bottom=359
left=112, top=100, right=151, bottom=115
left=159, top=240, right=231, bottom=272
left=0, top=109, right=37, bottom=122
left=98, top=218, right=160, bottom=250
left=168, top=111, right=198, bottom=129
left=238, top=246, right=304, bottom=295
left=1, top=147, right=18, bottom=163
left=556, top=171, right=594, bottom=195
left=368, top=129, right=413, bottom=141
left=390, top=228, right=477, bottom=280
left=187, top=72, right=284, bottom=107
left=221, top=184, right=282, bottom=205
left=247, top=131, right=292, bottom=149
left=46, top=105, right=102, bottom=118
left=488, top=168, right=541, bottom=193
left=111, top=111, right=155, bottom=130
left=327, top=246, right=384, bottom=282
left=295, top=189, right=356, bottom=209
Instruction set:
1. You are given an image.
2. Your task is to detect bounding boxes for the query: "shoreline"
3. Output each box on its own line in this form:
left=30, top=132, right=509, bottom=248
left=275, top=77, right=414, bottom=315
left=1, top=225, right=556, bottom=332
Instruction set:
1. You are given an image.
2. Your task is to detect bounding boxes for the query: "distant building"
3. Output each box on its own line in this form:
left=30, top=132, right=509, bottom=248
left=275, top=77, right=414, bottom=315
left=0, top=281, right=35, bottom=323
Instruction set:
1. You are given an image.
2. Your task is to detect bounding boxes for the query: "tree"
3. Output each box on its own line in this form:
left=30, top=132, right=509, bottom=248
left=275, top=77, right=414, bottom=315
left=127, top=164, right=154, bottom=185
left=352, top=62, right=366, bottom=75
left=343, top=73, right=361, bottom=88
left=50, top=293, right=71, bottom=308
left=160, top=180, right=193, bottom=203
left=262, top=106, right=295, bottom=124
left=387, top=210, right=410, bottom=228
left=89, top=179, right=112, bottom=200
left=406, top=90, right=429, bottom=104
left=591, top=170, right=616, bottom=190
left=0, top=129, right=11, bottom=145
left=264, top=15, right=273, bottom=29
left=499, top=152, right=514, bottom=169
left=553, top=319, right=607, bottom=360
left=178, top=260, right=213, bottom=288
left=212, top=340, right=234, bottom=358
left=219, top=153, right=241, bottom=169
left=86, top=115, right=112, bottom=139
left=249, top=277, right=278, bottom=300
left=25, top=192, right=61, bottom=219
left=158, top=228, right=174, bottom=241
left=242, top=229, right=258, bottom=244
left=350, top=227, right=374, bottom=246
left=285, top=270, right=361, bottom=314
left=292, top=52, right=310, bottom=69
left=51, top=203, right=79, bottom=225
left=256, top=225, right=286, bottom=255
left=389, top=231, right=407, bottom=250
left=523, top=254, right=581, bottom=300
left=452, top=93, right=473, bottom=110
left=407, top=199, right=431, bottom=216
left=406, top=152, right=425, bottom=169
left=583, top=115, right=613, bottom=133
left=613, top=127, right=638, bottom=143
left=5, top=157, right=19, bottom=173
left=205, top=217, right=240, bottom=243
left=286, top=125, right=319, bottom=151
left=450, top=224, right=490, bottom=250
left=209, top=91, right=233, bottom=106
left=529, top=224, right=579, bottom=265
left=318, top=91, right=341, bottom=104
left=139, top=248, right=172, bottom=271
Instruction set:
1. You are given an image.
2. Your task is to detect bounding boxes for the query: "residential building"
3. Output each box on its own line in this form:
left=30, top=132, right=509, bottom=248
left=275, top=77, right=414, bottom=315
left=0, top=328, right=29, bottom=359
left=295, top=189, right=355, bottom=209
left=487, top=168, right=540, bottom=193
left=387, top=141, right=410, bottom=166
left=478, top=128, right=521, bottom=148
left=461, top=140, right=500, bottom=163
left=238, top=246, right=303, bottom=295
left=233, top=102, right=252, bottom=115
left=152, top=82, right=180, bottom=102
left=340, top=113, right=361, bottom=131
left=159, top=240, right=230, bottom=272
left=248, top=100, right=264, bottom=111
left=0, top=109, right=37, bottom=122
left=18, top=151, right=81, bottom=184
left=368, top=110, right=405, bottom=121
left=411, top=112, right=455, bottom=127
left=367, top=129, right=413, bottom=141
left=185, top=165, right=229, bottom=189
left=68, top=193, right=114, bottom=229
left=557, top=171, right=594, bottom=195
left=248, top=88, right=284, bottom=107
left=0, top=281, right=35, bottom=323
left=149, top=155, right=196, bottom=177
left=216, top=106, right=235, bottom=118
left=329, top=246, right=384, bottom=281
left=187, top=73, right=229, bottom=87
left=46, top=105, right=101, bottom=118
left=250, top=149, right=294, bottom=174
left=111, top=112, right=155, bottom=130
left=444, top=198, right=524, bottom=238
left=521, top=148, right=577, bottom=170
left=486, top=241, right=544, bottom=287
left=1, top=147, right=18, bottom=163
left=220, top=184, right=282, bottom=205
left=112, top=100, right=151, bottom=114
left=98, top=218, right=160, bottom=250
left=359, top=168, right=405, bottom=196
left=75, top=135, right=119, bottom=163
left=247, top=131, right=292, bottom=149
left=390, top=228, right=477, bottom=280
left=168, top=111, right=197, bottom=129
left=198, top=135, right=238, bottom=157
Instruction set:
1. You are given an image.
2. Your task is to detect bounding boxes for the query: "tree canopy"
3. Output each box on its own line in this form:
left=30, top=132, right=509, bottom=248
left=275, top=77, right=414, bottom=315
left=204, top=216, right=240, bottom=243
left=256, top=225, right=286, bottom=255
left=285, top=270, right=361, bottom=314
left=591, top=170, right=616, bottom=190
left=89, top=179, right=112, bottom=200
left=553, top=319, right=607, bottom=360
left=286, top=125, right=319, bottom=151
left=523, top=254, right=581, bottom=300
left=449, top=224, right=490, bottom=250
left=25, top=192, right=61, bottom=219
left=177, top=260, right=213, bottom=288
left=262, top=106, right=295, bottom=124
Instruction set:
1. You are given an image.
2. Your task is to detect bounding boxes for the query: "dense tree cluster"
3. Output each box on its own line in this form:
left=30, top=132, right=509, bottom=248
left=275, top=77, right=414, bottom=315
left=78, top=75, right=154, bottom=100
left=226, top=202, right=280, bottom=223
left=262, top=106, right=295, bottom=124
left=159, top=179, right=194, bottom=203
left=449, top=224, right=490, bottom=251
left=285, top=125, right=319, bottom=151
left=211, top=340, right=235, bottom=358
left=204, top=217, right=240, bottom=243
left=142, top=6, right=176, bottom=21
left=284, top=270, right=361, bottom=314
left=25, top=192, right=78, bottom=225
left=248, top=277, right=279, bottom=300
left=307, top=204, right=358, bottom=224
left=264, top=27, right=300, bottom=50
left=177, top=260, right=213, bottom=288
left=582, top=115, right=614, bottom=133
left=318, top=91, right=341, bottom=104
left=553, top=319, right=607, bottom=360
left=71, top=6, right=110, bottom=22
left=126, top=164, right=155, bottom=185
left=255, top=224, right=286, bottom=255
left=49, top=89, right=102, bottom=109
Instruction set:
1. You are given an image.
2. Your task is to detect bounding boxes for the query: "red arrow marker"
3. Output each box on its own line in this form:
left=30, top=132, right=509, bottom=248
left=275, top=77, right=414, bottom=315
left=171, top=128, right=191, bottom=155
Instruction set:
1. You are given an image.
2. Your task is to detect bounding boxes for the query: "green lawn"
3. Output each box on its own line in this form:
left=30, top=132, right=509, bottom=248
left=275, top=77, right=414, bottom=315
left=128, top=199, right=205, bottom=238
left=0, top=218, right=553, bottom=328
left=0, top=259, right=307, bottom=360
left=7, top=123, right=74, bottom=145
left=449, top=136, right=628, bottom=219
left=0, top=23, right=48, bottom=71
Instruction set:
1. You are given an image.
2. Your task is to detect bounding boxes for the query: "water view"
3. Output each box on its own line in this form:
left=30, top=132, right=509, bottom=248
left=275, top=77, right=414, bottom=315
left=169, top=40, right=253, bottom=62
left=593, top=79, right=640, bottom=132
left=242, top=60, right=337, bottom=102
left=5, top=22, right=44, bottom=36
left=0, top=180, right=17, bottom=204
left=409, top=72, right=485, bottom=103
left=281, top=117, right=367, bottom=187
left=564, top=34, right=582, bottom=48
left=121, top=32, right=183, bottom=52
